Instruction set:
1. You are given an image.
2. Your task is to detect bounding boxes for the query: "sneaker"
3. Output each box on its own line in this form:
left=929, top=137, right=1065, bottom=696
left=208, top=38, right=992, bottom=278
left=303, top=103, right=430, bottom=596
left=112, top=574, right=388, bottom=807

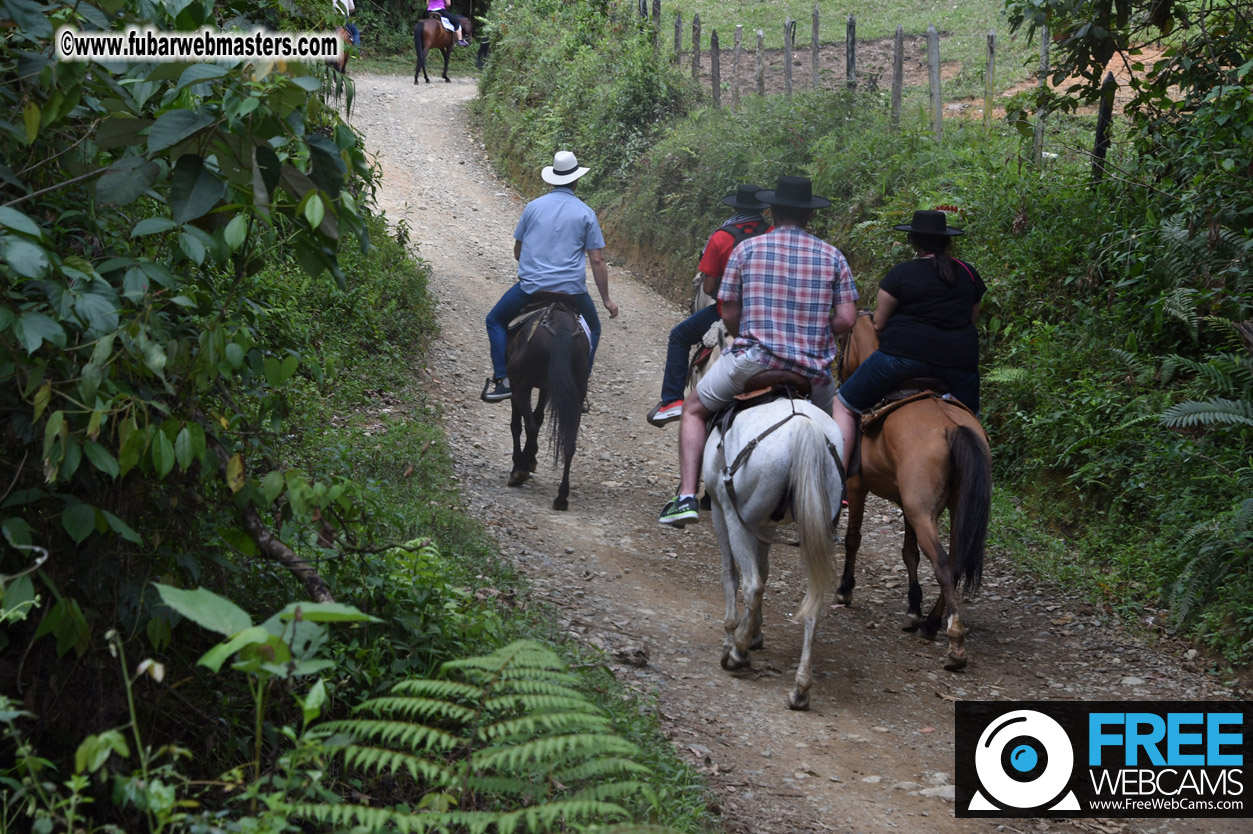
left=481, top=377, right=512, bottom=402
left=457, top=39, right=470, bottom=46
left=646, top=399, right=684, bottom=427
left=658, top=495, right=699, bottom=527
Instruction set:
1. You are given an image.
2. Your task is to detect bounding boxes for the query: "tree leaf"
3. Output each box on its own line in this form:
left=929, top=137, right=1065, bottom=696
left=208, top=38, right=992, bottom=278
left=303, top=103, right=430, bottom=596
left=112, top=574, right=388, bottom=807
left=151, top=428, right=175, bottom=478
left=154, top=583, right=252, bottom=636
left=174, top=427, right=192, bottom=470
left=74, top=291, right=119, bottom=337
left=95, top=156, right=161, bottom=207
left=2, top=236, right=51, bottom=279
left=14, top=312, right=65, bottom=353
left=197, top=625, right=270, bottom=672
left=62, top=502, right=97, bottom=544
left=132, top=218, right=178, bottom=237
left=226, top=453, right=246, bottom=493
left=83, top=440, right=120, bottom=479
left=147, top=108, right=215, bottom=153
left=95, top=116, right=154, bottom=150
left=170, top=154, right=224, bottom=224
left=174, top=63, right=227, bottom=93
left=0, top=206, right=44, bottom=238
left=277, top=602, right=381, bottom=624
left=102, top=510, right=141, bottom=544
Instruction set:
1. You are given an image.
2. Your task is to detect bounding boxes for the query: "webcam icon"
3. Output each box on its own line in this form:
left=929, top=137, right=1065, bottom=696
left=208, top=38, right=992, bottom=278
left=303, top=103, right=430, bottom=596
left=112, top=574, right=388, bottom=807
left=969, top=709, right=1081, bottom=812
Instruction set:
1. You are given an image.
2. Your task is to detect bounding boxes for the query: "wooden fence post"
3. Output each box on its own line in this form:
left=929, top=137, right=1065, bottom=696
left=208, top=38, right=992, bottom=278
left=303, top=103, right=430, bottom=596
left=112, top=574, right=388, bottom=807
left=711, top=30, right=721, bottom=108
left=692, top=14, right=701, bottom=82
left=652, top=0, right=661, bottom=58
left=891, top=25, right=903, bottom=129
left=984, top=31, right=996, bottom=129
left=674, top=12, right=681, bottom=63
left=1033, top=27, right=1049, bottom=165
left=927, top=24, right=942, bottom=141
left=784, top=17, right=793, bottom=96
left=756, top=29, right=765, bottom=96
left=1091, top=72, right=1117, bottom=183
left=638, top=0, right=647, bottom=18
left=846, top=14, right=856, bottom=89
left=733, top=25, right=742, bottom=109
left=812, top=6, right=820, bottom=90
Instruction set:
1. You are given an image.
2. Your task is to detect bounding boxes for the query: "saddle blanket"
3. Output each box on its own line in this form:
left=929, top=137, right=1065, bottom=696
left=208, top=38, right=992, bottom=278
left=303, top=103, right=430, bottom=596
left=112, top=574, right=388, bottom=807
left=507, top=306, right=593, bottom=359
left=438, top=16, right=455, bottom=31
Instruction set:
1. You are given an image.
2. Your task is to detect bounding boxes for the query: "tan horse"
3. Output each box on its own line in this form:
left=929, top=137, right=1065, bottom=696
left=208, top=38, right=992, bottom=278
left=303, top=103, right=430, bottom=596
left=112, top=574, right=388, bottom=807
left=413, top=13, right=473, bottom=84
left=836, top=312, right=991, bottom=670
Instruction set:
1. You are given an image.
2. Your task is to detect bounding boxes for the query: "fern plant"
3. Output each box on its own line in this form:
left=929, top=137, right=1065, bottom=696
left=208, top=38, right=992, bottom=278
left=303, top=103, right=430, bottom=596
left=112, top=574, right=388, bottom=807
left=1167, top=499, right=1253, bottom=633
left=296, top=640, right=666, bottom=833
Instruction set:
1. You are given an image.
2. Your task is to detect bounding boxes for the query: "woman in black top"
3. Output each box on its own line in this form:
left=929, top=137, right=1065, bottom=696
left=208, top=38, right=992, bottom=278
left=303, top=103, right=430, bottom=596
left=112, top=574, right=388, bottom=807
left=834, top=210, right=987, bottom=426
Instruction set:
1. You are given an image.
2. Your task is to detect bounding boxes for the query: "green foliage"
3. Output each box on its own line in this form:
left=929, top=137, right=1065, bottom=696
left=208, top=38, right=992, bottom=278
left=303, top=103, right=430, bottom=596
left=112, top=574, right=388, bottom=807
left=298, top=640, right=669, bottom=833
left=476, top=0, right=693, bottom=201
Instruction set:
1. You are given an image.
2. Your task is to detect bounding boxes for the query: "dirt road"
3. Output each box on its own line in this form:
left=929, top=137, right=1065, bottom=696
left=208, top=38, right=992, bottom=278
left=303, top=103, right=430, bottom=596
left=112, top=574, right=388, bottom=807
left=348, top=73, right=1244, bottom=834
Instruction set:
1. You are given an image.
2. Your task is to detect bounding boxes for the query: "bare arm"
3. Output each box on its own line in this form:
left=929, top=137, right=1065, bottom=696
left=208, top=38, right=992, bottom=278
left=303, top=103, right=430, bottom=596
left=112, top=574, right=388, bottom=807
left=830, top=300, right=857, bottom=336
left=873, top=289, right=898, bottom=336
left=700, top=270, right=719, bottom=296
left=722, top=299, right=742, bottom=337
left=587, top=248, right=619, bottom=318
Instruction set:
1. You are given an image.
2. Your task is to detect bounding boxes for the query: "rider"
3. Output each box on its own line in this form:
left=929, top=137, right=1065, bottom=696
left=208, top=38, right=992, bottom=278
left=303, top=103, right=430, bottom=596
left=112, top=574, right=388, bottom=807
left=831, top=209, right=986, bottom=472
left=646, top=184, right=771, bottom=427
left=658, top=176, right=859, bottom=527
left=427, top=0, right=469, bottom=46
left=482, top=150, right=620, bottom=403
left=333, top=0, right=360, bottom=47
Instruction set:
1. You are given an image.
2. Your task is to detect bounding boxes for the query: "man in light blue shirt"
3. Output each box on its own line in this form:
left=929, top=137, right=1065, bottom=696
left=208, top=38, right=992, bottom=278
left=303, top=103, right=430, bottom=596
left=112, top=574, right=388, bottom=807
left=482, top=150, right=620, bottom=402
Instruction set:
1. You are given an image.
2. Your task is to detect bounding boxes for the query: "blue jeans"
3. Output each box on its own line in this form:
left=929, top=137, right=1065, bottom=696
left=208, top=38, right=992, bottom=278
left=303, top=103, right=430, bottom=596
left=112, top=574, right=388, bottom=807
left=486, top=283, right=600, bottom=380
left=345, top=22, right=360, bottom=46
left=836, top=350, right=980, bottom=415
left=660, top=304, right=721, bottom=403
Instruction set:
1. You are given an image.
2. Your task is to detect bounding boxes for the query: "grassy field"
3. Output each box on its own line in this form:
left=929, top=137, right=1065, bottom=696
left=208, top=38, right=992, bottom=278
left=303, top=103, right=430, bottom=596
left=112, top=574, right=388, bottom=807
left=661, top=0, right=1038, bottom=95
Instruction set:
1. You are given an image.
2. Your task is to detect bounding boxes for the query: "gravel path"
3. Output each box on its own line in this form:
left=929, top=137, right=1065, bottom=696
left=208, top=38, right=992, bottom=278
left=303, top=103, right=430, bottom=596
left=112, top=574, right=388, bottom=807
left=348, top=72, right=1245, bottom=834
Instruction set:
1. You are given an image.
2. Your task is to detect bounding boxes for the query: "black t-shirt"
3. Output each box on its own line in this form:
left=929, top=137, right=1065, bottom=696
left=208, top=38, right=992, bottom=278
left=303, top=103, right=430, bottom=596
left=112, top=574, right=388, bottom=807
left=877, top=257, right=987, bottom=370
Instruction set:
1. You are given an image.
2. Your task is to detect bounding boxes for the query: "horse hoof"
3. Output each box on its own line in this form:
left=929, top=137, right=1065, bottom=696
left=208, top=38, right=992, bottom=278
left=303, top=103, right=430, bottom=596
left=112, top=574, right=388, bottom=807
left=528, top=461, right=537, bottom=473
left=901, top=613, right=924, bottom=632
left=787, top=691, right=811, bottom=711
left=720, top=647, right=749, bottom=671
left=944, top=651, right=968, bottom=672
left=750, top=632, right=764, bottom=651
left=507, top=471, right=528, bottom=487
left=552, top=497, right=568, bottom=511
left=835, top=589, right=853, bottom=606
left=919, top=620, right=941, bottom=641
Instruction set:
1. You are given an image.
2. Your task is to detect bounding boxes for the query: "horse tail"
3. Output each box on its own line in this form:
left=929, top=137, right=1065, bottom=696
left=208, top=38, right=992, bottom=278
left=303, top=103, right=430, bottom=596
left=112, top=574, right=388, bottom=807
left=414, top=22, right=427, bottom=74
left=545, top=324, right=584, bottom=467
left=789, top=418, right=836, bottom=622
left=948, top=425, right=991, bottom=593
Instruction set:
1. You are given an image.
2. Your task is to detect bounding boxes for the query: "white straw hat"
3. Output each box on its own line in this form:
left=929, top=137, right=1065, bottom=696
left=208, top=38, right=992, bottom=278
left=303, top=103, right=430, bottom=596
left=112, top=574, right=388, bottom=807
left=542, top=150, right=590, bottom=186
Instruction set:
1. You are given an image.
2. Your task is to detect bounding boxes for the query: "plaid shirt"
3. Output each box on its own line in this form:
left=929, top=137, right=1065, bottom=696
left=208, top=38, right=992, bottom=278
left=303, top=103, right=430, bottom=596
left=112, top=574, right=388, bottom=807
left=718, top=226, right=858, bottom=383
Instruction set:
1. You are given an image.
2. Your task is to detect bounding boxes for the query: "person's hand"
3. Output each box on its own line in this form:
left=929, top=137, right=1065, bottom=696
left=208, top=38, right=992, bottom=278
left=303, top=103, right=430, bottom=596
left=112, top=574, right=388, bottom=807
left=604, top=299, right=620, bottom=318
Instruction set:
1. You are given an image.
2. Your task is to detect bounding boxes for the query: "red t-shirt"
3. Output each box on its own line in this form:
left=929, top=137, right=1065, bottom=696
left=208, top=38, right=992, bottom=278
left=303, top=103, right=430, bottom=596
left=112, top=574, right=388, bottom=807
left=699, top=219, right=771, bottom=316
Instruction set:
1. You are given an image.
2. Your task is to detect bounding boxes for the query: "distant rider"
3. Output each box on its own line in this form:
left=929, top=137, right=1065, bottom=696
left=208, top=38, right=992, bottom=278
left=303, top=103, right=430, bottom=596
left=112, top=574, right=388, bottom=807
left=427, top=0, right=469, bottom=46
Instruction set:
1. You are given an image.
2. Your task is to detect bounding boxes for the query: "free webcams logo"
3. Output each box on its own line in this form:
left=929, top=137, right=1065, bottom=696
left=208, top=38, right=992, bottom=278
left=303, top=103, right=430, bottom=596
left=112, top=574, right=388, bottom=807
left=955, top=701, right=1249, bottom=818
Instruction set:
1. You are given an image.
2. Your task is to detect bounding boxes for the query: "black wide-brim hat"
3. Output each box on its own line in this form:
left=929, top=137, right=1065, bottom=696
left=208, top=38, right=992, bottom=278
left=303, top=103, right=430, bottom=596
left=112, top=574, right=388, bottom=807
left=893, top=209, right=964, bottom=236
left=756, top=175, right=831, bottom=209
left=721, top=183, right=769, bottom=211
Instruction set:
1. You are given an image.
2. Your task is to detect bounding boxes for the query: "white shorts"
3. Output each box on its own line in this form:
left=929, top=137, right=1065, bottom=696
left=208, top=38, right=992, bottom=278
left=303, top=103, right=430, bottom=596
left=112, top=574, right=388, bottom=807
left=695, top=345, right=835, bottom=413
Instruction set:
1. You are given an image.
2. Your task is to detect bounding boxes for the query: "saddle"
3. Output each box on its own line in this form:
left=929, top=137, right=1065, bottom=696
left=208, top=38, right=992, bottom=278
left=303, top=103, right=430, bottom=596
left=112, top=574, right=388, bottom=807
left=507, top=293, right=589, bottom=349
left=860, top=380, right=973, bottom=435
left=429, top=11, right=456, bottom=32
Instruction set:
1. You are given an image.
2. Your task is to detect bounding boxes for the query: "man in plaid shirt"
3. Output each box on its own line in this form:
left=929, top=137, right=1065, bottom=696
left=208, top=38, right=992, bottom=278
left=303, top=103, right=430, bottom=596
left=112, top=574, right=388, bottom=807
left=659, top=175, right=859, bottom=527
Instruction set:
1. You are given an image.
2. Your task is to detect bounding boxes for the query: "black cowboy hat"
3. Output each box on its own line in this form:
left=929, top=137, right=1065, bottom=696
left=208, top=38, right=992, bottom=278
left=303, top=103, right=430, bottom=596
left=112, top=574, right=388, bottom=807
left=721, top=183, right=770, bottom=211
left=755, top=175, right=831, bottom=209
left=893, top=209, right=964, bottom=236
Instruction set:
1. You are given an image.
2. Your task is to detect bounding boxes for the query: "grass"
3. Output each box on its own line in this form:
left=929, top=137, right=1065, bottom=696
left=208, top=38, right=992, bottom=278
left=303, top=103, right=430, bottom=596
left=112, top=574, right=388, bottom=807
left=662, top=0, right=1039, bottom=95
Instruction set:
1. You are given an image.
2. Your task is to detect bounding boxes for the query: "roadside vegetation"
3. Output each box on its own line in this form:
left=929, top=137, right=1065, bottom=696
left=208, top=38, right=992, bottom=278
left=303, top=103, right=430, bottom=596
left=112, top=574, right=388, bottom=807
left=476, top=0, right=1253, bottom=669
left=1, top=1, right=711, bottom=832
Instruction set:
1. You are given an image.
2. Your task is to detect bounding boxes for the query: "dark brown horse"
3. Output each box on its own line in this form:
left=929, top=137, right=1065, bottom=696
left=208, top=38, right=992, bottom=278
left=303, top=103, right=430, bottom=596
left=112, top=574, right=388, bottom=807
left=505, top=294, right=590, bottom=511
left=836, top=312, right=991, bottom=670
left=414, top=13, right=473, bottom=84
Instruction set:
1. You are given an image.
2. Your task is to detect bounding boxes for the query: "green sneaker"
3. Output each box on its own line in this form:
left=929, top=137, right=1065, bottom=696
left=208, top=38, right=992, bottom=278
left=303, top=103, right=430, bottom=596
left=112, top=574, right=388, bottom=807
left=658, top=495, right=699, bottom=527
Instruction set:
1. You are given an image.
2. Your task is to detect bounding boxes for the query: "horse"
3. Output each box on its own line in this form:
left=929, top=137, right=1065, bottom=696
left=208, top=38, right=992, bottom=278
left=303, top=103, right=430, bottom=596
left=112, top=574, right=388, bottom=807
left=835, top=311, right=992, bottom=671
left=414, top=12, right=473, bottom=84
left=704, top=386, right=846, bottom=710
left=328, top=26, right=350, bottom=74
left=504, top=294, right=589, bottom=511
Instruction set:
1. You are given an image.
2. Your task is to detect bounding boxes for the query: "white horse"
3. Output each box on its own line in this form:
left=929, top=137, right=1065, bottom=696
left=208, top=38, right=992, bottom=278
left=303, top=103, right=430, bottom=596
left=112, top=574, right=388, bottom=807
left=703, top=396, right=846, bottom=711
